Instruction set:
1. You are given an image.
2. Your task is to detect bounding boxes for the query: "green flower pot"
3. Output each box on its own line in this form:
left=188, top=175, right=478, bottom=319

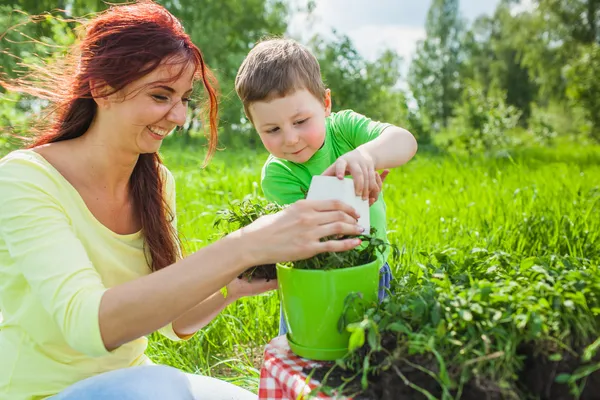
left=276, top=257, right=382, bottom=361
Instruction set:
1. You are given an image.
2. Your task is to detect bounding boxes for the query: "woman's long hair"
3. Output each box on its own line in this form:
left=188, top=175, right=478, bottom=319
left=0, top=0, right=219, bottom=271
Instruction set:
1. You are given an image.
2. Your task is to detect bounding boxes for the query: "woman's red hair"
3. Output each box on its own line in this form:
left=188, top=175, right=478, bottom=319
left=1, top=0, right=219, bottom=271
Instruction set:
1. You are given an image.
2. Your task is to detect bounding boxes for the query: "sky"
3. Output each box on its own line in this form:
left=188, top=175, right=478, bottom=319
left=287, top=0, right=534, bottom=73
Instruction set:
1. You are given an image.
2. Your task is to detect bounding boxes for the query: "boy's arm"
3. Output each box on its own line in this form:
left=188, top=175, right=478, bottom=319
left=323, top=110, right=417, bottom=202
left=357, top=126, right=417, bottom=170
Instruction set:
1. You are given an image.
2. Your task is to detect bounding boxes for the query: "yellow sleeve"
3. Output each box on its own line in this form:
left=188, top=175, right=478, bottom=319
left=0, top=158, right=110, bottom=357
left=156, top=165, right=194, bottom=341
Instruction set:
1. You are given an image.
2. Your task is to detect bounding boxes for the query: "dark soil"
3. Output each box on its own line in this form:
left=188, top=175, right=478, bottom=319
left=238, top=263, right=277, bottom=281
left=303, top=335, right=600, bottom=399
left=516, top=341, right=600, bottom=400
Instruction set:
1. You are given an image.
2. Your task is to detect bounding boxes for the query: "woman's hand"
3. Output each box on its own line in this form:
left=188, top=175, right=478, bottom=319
left=237, top=199, right=364, bottom=266
left=226, top=277, right=278, bottom=301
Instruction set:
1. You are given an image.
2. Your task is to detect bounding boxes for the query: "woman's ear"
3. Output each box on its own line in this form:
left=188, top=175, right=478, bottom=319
left=324, top=88, right=332, bottom=117
left=90, top=79, right=112, bottom=109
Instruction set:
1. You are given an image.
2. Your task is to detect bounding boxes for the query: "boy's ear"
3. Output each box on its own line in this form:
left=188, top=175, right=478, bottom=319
left=324, top=89, right=332, bottom=117
left=243, top=108, right=254, bottom=125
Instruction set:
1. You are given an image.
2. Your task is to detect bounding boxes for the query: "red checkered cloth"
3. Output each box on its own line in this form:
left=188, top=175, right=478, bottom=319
left=258, top=335, right=352, bottom=399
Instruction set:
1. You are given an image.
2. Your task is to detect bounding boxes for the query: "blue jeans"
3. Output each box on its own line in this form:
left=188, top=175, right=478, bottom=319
left=50, top=365, right=257, bottom=400
left=278, top=262, right=392, bottom=335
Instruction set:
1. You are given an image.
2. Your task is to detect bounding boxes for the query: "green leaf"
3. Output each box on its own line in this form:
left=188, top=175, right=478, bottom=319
left=549, top=353, right=563, bottom=362
left=583, top=337, right=600, bottom=362
left=348, top=327, right=365, bottom=352
left=387, top=322, right=410, bottom=334
left=555, top=373, right=572, bottom=384
left=460, top=310, right=473, bottom=322
left=361, top=356, right=371, bottom=389
left=367, top=328, right=379, bottom=351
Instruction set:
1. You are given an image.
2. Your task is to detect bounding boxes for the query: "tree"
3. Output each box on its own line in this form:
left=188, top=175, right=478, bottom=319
left=311, top=33, right=411, bottom=137
left=1, top=0, right=292, bottom=148
left=510, top=0, right=600, bottom=139
left=408, top=0, right=465, bottom=131
left=158, top=0, right=290, bottom=146
left=311, top=33, right=371, bottom=114
left=450, top=80, right=521, bottom=153
left=512, top=0, right=598, bottom=102
left=536, top=0, right=599, bottom=46
left=461, top=3, right=538, bottom=123
left=565, top=43, right=600, bottom=142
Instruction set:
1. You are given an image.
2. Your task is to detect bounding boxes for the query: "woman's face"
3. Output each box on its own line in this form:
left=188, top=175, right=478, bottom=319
left=101, top=60, right=195, bottom=155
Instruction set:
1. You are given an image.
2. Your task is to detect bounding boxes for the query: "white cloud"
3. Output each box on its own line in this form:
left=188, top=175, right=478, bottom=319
left=312, top=0, right=427, bottom=29
left=288, top=0, right=501, bottom=65
left=511, top=0, right=536, bottom=15
left=346, top=24, right=426, bottom=65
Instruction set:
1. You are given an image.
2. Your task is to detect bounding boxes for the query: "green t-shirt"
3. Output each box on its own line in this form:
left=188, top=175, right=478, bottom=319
left=261, top=109, right=392, bottom=263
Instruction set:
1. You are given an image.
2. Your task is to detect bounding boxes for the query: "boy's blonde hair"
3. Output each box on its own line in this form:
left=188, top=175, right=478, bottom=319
left=235, top=38, right=326, bottom=121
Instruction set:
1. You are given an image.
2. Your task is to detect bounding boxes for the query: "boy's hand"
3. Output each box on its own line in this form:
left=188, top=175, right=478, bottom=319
left=370, top=169, right=389, bottom=205
left=322, top=149, right=375, bottom=200
left=322, top=149, right=389, bottom=205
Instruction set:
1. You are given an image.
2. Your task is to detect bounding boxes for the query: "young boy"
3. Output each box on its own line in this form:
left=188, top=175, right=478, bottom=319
left=235, top=38, right=418, bottom=336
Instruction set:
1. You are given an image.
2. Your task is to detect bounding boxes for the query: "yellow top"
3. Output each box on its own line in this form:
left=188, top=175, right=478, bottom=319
left=0, top=149, right=188, bottom=400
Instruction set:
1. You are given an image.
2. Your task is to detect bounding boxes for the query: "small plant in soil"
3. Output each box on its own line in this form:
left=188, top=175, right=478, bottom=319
left=213, top=198, right=283, bottom=281
left=213, top=198, right=392, bottom=281
left=305, top=249, right=600, bottom=400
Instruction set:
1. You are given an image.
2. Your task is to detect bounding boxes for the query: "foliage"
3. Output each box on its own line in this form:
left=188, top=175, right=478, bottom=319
left=213, top=197, right=393, bottom=272
left=140, top=142, right=599, bottom=391
left=503, top=0, right=599, bottom=140
left=1, top=140, right=599, bottom=392
left=536, top=0, right=599, bottom=47
left=213, top=197, right=283, bottom=231
left=318, top=250, right=600, bottom=399
left=524, top=101, right=592, bottom=148
left=283, top=231, right=391, bottom=271
left=442, top=81, right=522, bottom=154
left=310, top=33, right=414, bottom=138
left=159, top=0, right=290, bottom=147
left=211, top=197, right=281, bottom=280
left=408, top=0, right=465, bottom=130
left=0, top=5, right=77, bottom=139
left=461, top=3, right=538, bottom=124
left=564, top=43, right=600, bottom=143
left=2, top=0, right=599, bottom=148
left=526, top=112, right=557, bottom=147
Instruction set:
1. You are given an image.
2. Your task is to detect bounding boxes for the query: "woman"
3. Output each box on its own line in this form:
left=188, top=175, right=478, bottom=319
left=0, top=2, right=364, bottom=399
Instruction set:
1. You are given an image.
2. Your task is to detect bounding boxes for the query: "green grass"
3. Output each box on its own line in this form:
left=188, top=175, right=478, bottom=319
left=1, top=136, right=598, bottom=394
left=147, top=140, right=600, bottom=393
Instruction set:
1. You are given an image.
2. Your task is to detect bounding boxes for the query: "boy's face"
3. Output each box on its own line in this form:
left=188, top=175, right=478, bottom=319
left=248, top=88, right=332, bottom=163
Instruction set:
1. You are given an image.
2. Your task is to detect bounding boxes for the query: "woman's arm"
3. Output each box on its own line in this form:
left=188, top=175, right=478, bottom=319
left=98, top=233, right=251, bottom=350
left=98, top=199, right=363, bottom=351
left=0, top=161, right=362, bottom=355
left=171, top=289, right=233, bottom=338
left=170, top=278, right=277, bottom=337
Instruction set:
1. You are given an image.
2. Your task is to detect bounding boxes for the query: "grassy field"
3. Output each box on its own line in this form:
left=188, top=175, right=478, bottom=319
left=143, top=140, right=600, bottom=393
left=1, top=136, right=598, bottom=394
